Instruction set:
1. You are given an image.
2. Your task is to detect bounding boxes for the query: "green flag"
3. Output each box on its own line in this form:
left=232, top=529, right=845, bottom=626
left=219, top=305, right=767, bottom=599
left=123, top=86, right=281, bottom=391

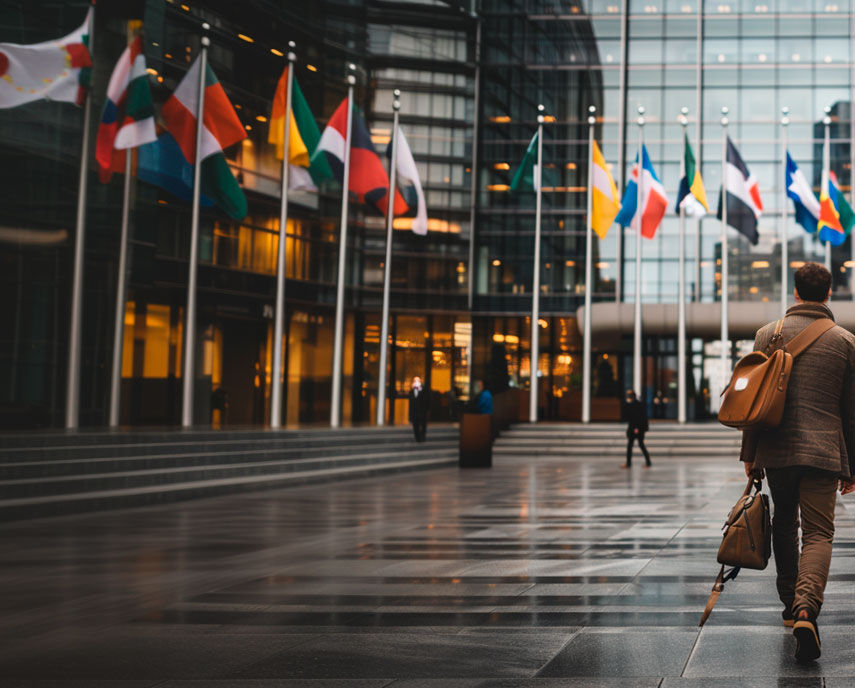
left=510, top=132, right=538, bottom=192
left=833, top=175, right=855, bottom=235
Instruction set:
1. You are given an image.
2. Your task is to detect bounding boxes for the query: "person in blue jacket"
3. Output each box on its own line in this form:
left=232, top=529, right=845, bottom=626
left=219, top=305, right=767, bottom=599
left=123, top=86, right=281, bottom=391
left=473, top=379, right=493, bottom=414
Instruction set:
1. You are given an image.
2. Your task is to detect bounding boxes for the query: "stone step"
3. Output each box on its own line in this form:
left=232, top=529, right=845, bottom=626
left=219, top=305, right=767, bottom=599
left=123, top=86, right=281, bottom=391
left=0, top=444, right=457, bottom=498
left=0, top=428, right=457, bottom=463
left=0, top=424, right=447, bottom=450
left=0, top=438, right=456, bottom=479
left=0, top=453, right=458, bottom=522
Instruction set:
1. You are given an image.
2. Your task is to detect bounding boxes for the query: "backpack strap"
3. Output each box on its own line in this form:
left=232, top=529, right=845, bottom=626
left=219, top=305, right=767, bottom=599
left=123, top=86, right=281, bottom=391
left=784, top=318, right=835, bottom=358
left=764, top=319, right=785, bottom=354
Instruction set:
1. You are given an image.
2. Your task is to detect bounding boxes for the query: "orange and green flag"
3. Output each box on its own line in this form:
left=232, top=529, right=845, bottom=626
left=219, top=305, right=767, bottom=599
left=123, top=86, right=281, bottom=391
left=269, top=67, right=332, bottom=190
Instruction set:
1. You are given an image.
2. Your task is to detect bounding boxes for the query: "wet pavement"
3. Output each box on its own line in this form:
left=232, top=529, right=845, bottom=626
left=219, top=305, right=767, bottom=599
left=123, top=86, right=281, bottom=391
left=2, top=440, right=855, bottom=686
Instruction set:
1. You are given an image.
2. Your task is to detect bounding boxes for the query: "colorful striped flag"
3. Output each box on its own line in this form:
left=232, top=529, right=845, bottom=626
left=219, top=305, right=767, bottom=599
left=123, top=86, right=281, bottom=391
left=268, top=66, right=332, bottom=191
left=96, top=36, right=157, bottom=183
left=676, top=134, right=708, bottom=217
left=615, top=145, right=668, bottom=239
left=785, top=152, right=819, bottom=234
left=820, top=171, right=855, bottom=246
left=591, top=141, right=619, bottom=239
left=716, top=138, right=762, bottom=245
left=315, top=97, right=405, bottom=216
left=160, top=55, right=247, bottom=220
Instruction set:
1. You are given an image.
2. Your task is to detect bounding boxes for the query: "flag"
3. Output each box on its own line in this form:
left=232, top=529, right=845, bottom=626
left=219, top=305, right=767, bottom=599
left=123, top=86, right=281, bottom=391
left=510, top=132, right=539, bottom=192
left=0, top=7, right=92, bottom=108
left=389, top=127, right=428, bottom=235
left=137, top=131, right=213, bottom=208
left=716, top=137, right=763, bottom=245
left=96, top=36, right=157, bottom=183
left=785, top=152, right=819, bottom=234
left=268, top=66, right=333, bottom=191
left=591, top=140, right=619, bottom=239
left=819, top=171, right=854, bottom=246
left=676, top=134, right=708, bottom=217
left=615, top=144, right=668, bottom=239
left=314, top=96, right=405, bottom=216
left=829, top=171, right=855, bottom=236
left=160, top=55, right=247, bottom=220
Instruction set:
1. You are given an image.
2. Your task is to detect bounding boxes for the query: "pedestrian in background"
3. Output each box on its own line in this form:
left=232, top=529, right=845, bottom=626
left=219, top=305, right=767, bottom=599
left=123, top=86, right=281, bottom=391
left=624, top=389, right=651, bottom=468
left=472, top=379, right=493, bottom=414
left=408, top=376, right=428, bottom=442
left=741, top=262, right=855, bottom=663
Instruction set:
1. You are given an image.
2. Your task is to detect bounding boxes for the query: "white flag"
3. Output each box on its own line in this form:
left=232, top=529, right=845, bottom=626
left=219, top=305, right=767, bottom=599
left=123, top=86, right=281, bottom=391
left=0, top=8, right=92, bottom=109
left=393, top=127, right=428, bottom=235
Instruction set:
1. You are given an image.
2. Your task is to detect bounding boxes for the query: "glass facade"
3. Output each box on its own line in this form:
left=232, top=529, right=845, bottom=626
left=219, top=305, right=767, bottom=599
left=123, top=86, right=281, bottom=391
left=2, top=0, right=854, bottom=427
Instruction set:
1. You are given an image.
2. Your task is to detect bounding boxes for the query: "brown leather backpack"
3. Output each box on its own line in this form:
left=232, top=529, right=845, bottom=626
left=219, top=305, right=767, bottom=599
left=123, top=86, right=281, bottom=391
left=718, top=318, right=834, bottom=430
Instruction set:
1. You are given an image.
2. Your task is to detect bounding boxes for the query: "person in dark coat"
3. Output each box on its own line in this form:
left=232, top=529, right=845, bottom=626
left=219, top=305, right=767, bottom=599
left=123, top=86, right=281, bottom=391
left=408, top=376, right=428, bottom=442
left=624, top=389, right=651, bottom=468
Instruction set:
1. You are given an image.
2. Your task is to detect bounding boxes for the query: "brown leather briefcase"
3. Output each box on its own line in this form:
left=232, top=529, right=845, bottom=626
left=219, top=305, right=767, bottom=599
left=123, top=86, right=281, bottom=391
left=699, top=476, right=772, bottom=627
left=718, top=318, right=834, bottom=430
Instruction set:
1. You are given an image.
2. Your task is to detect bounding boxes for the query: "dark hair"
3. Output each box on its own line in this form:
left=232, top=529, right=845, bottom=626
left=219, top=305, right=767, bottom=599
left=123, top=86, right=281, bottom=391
left=794, top=262, right=832, bottom=302
left=625, top=390, right=636, bottom=401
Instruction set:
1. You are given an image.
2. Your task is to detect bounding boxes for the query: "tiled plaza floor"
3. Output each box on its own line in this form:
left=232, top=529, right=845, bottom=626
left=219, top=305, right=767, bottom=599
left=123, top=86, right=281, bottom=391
left=2, top=441, right=855, bottom=686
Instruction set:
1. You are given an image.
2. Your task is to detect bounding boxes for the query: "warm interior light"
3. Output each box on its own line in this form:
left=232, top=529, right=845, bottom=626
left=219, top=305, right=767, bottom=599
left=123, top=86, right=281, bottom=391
left=751, top=260, right=770, bottom=269
left=492, top=259, right=501, bottom=267
left=565, top=260, right=576, bottom=267
left=245, top=124, right=252, bottom=131
left=489, top=115, right=511, bottom=123
left=493, top=162, right=510, bottom=170
left=566, top=162, right=577, bottom=170
left=270, top=48, right=284, bottom=57
left=306, top=64, right=318, bottom=72
left=146, top=67, right=158, bottom=76
left=790, top=261, right=805, bottom=268
left=487, top=184, right=510, bottom=191
left=255, top=115, right=267, bottom=122
left=238, top=33, right=254, bottom=43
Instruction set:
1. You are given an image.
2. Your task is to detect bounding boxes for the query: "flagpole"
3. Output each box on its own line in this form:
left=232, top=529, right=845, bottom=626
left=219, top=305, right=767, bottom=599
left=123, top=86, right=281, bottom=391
left=678, top=108, right=688, bottom=425
left=780, top=107, right=790, bottom=319
left=181, top=23, right=210, bottom=428
left=529, top=104, right=545, bottom=424
left=376, top=90, right=400, bottom=426
left=108, top=152, right=134, bottom=427
left=823, top=106, right=832, bottom=271
left=582, top=106, right=596, bottom=424
left=720, top=107, right=730, bottom=387
left=270, top=42, right=296, bottom=430
left=65, top=85, right=94, bottom=428
left=632, top=106, right=644, bottom=397
left=331, top=63, right=357, bottom=428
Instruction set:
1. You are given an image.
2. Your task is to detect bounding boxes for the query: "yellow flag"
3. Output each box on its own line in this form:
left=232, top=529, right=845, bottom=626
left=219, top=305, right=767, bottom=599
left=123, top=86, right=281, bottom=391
left=268, top=67, right=310, bottom=165
left=591, top=141, right=620, bottom=239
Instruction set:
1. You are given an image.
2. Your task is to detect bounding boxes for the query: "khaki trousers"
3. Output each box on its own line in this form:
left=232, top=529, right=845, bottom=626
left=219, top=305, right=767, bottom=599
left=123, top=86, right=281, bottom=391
left=766, top=466, right=838, bottom=617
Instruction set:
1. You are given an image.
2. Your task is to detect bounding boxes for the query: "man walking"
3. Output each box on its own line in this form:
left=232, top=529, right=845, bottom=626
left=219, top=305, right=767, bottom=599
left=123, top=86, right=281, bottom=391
left=741, top=262, right=855, bottom=662
left=408, top=376, right=428, bottom=442
left=624, top=389, right=651, bottom=468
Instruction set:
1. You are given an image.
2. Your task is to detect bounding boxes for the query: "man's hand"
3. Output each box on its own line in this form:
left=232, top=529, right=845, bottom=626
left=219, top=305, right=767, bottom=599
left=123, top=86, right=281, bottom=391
left=841, top=479, right=855, bottom=496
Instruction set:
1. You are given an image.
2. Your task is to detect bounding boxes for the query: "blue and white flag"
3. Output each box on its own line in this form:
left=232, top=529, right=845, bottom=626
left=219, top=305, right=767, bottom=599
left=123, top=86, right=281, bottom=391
left=785, top=152, right=819, bottom=234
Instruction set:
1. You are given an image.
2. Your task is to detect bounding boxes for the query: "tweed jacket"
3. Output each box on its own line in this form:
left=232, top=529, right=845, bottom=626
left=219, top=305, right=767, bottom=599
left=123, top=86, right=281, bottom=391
left=740, top=302, right=855, bottom=478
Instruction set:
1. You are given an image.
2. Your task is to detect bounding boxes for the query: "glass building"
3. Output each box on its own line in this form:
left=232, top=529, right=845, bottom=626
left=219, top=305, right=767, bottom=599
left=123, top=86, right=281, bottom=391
left=2, top=0, right=854, bottom=428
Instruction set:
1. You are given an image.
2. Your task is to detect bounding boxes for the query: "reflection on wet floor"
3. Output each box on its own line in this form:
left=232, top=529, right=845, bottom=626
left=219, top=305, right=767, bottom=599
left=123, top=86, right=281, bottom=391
left=2, top=443, right=855, bottom=684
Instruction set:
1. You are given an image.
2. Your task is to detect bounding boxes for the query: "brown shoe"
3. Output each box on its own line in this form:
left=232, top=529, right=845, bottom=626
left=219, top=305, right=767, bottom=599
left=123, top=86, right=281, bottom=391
left=793, top=609, right=821, bottom=662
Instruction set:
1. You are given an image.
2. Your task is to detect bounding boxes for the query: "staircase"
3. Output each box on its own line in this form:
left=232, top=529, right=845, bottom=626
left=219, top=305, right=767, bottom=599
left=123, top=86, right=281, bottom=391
left=0, top=425, right=458, bottom=521
left=493, top=422, right=742, bottom=459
